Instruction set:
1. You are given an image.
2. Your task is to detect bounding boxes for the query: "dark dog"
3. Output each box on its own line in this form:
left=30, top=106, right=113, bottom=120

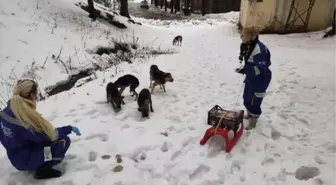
left=172, top=35, right=182, bottom=46
left=106, top=82, right=125, bottom=113
left=137, top=88, right=154, bottom=118
left=114, top=74, right=139, bottom=101
left=149, top=65, right=174, bottom=94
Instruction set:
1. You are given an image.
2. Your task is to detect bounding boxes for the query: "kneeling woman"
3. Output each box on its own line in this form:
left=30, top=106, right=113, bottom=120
left=0, top=79, right=81, bottom=179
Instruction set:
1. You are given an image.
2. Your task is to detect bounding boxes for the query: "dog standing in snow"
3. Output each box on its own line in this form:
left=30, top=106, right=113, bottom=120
left=106, top=82, right=125, bottom=113
left=149, top=65, right=174, bottom=94
left=114, top=74, right=140, bottom=101
left=137, top=88, right=154, bottom=118
left=172, top=35, right=182, bottom=46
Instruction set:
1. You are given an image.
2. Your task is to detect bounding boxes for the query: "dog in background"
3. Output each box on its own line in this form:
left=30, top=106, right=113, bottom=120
left=137, top=88, right=154, bottom=118
left=172, top=35, right=182, bottom=46
left=106, top=82, right=125, bottom=113
left=114, top=74, right=139, bottom=101
left=149, top=64, right=174, bottom=94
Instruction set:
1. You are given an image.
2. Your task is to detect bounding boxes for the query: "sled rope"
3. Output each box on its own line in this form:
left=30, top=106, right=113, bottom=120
left=214, top=110, right=229, bottom=134
left=234, top=76, right=245, bottom=107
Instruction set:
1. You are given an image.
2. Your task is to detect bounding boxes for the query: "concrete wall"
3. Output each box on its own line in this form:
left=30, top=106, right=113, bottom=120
left=240, top=0, right=335, bottom=33
left=239, top=0, right=276, bottom=31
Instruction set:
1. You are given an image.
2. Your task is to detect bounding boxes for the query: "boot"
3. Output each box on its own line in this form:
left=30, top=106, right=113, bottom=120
left=243, top=115, right=250, bottom=119
left=244, top=110, right=252, bottom=119
left=245, top=117, right=258, bottom=130
left=34, top=164, right=62, bottom=180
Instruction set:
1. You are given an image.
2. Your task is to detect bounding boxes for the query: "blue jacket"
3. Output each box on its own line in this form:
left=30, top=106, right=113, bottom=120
left=243, top=40, right=272, bottom=92
left=0, top=101, right=72, bottom=171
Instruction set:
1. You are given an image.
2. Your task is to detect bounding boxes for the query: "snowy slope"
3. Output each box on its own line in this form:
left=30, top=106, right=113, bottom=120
left=0, top=0, right=336, bottom=185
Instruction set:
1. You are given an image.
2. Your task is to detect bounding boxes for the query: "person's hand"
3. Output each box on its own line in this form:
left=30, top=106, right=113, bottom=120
left=235, top=67, right=244, bottom=74
left=71, top=126, right=81, bottom=136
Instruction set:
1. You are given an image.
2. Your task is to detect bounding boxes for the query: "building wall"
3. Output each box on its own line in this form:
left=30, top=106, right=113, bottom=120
left=308, top=0, right=335, bottom=31
left=240, top=0, right=335, bottom=33
left=240, top=0, right=277, bottom=31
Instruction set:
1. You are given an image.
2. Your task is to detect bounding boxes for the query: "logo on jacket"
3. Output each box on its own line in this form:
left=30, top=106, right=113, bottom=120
left=1, top=122, right=12, bottom=138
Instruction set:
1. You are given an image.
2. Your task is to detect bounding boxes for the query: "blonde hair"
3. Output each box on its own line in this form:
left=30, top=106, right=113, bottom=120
left=10, top=79, right=57, bottom=141
left=242, top=27, right=259, bottom=41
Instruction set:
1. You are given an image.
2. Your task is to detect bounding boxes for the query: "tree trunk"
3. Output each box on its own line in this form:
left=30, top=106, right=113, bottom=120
left=154, top=0, right=158, bottom=6
left=120, top=0, right=130, bottom=18
left=174, top=0, right=180, bottom=13
left=332, top=8, right=335, bottom=34
left=165, top=0, right=167, bottom=11
left=170, top=0, right=174, bottom=13
left=190, top=0, right=194, bottom=13
left=201, top=0, right=205, bottom=16
left=87, top=0, right=96, bottom=19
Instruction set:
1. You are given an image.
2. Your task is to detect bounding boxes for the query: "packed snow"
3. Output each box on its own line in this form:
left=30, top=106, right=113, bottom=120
left=0, top=0, right=335, bottom=185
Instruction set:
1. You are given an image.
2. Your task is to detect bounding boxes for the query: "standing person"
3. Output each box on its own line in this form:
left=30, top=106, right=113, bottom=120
left=0, top=78, right=81, bottom=179
left=235, top=27, right=272, bottom=130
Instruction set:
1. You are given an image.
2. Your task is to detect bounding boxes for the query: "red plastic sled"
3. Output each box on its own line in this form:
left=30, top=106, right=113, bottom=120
left=200, top=105, right=244, bottom=153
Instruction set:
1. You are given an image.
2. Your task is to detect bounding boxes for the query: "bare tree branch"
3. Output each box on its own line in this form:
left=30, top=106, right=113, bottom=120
left=54, top=45, right=63, bottom=63
left=42, top=54, right=49, bottom=68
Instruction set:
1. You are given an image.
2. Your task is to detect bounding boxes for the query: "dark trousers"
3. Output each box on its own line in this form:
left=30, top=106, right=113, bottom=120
left=243, top=78, right=271, bottom=118
left=44, top=136, right=71, bottom=166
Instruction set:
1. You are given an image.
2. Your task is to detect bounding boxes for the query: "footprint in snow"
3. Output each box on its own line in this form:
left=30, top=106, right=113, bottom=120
left=314, top=178, right=324, bottom=185
left=295, top=166, right=320, bottom=181
left=85, top=109, right=98, bottom=115
left=47, top=109, right=59, bottom=122
left=168, top=115, right=182, bottom=123
left=271, top=128, right=281, bottom=140
left=78, top=103, right=86, bottom=107
left=73, top=164, right=97, bottom=172
left=64, top=154, right=77, bottom=160
left=85, top=133, right=108, bottom=142
left=65, top=113, right=77, bottom=118
left=89, top=151, right=98, bottom=162
left=296, top=118, right=309, bottom=125
left=261, top=158, right=275, bottom=166
left=61, top=181, right=74, bottom=185
left=230, top=161, right=241, bottom=173
left=73, top=118, right=81, bottom=123
left=207, top=139, right=226, bottom=158
left=90, top=114, right=99, bottom=120
left=189, top=164, right=211, bottom=180
left=161, top=141, right=169, bottom=152
left=133, top=151, right=147, bottom=163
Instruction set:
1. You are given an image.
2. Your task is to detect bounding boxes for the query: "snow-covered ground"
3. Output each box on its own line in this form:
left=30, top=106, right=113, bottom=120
left=0, top=0, right=335, bottom=185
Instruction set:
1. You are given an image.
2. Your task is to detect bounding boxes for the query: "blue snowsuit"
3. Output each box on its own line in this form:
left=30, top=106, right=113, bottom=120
left=0, top=101, right=72, bottom=171
left=240, top=38, right=272, bottom=118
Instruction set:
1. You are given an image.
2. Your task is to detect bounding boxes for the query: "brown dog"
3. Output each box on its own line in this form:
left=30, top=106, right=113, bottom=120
left=149, top=65, right=174, bottom=94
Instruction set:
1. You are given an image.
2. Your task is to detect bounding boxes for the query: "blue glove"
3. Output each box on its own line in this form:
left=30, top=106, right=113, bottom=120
left=71, top=126, right=81, bottom=136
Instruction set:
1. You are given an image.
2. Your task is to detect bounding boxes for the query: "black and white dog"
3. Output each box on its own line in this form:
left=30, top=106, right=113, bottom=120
left=172, top=35, right=182, bottom=46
